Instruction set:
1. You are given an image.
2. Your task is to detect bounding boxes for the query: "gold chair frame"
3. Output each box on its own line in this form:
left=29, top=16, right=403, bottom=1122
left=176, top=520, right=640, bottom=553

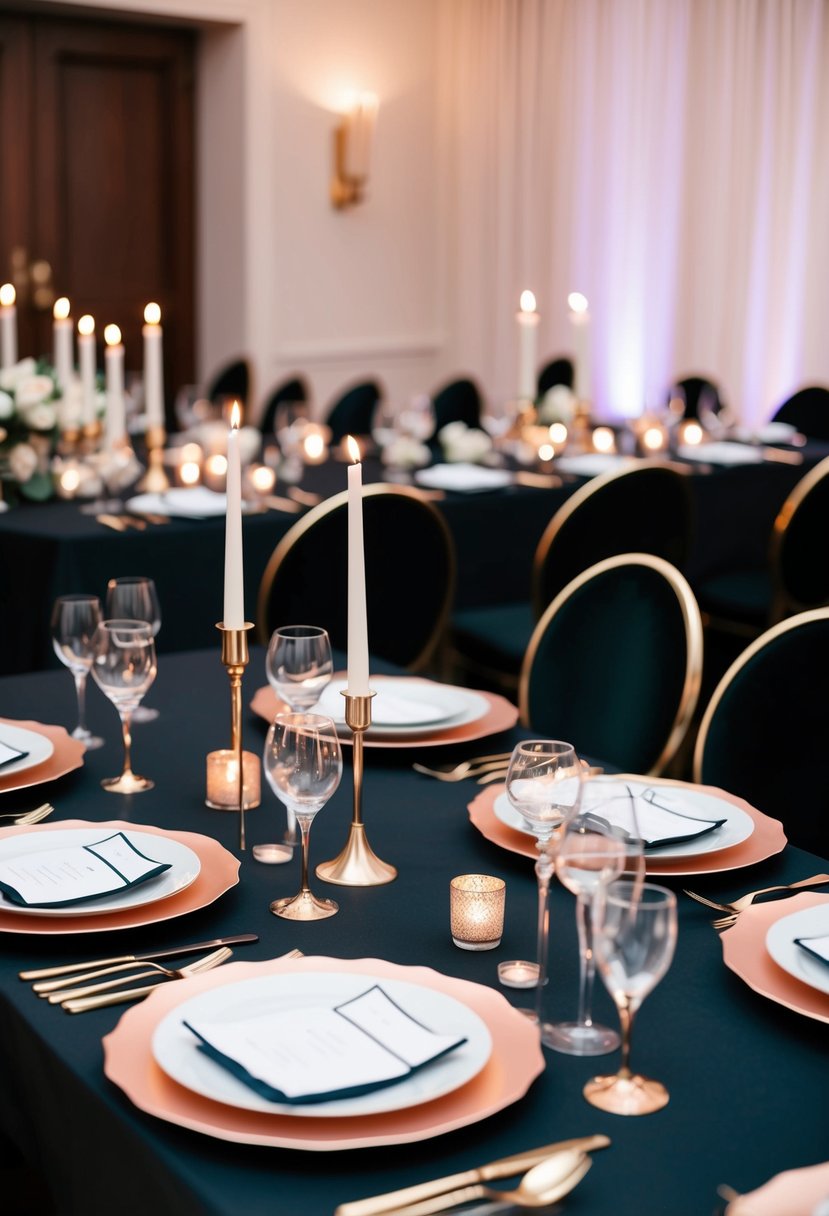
left=768, top=453, right=829, bottom=623
left=519, top=552, right=704, bottom=777
left=255, top=482, right=456, bottom=673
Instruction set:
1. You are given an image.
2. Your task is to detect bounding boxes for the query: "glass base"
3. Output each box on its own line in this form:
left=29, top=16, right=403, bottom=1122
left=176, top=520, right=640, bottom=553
left=132, top=706, right=159, bottom=724
left=543, top=1020, right=621, bottom=1056
left=252, top=843, right=295, bottom=865
left=583, top=1071, right=670, bottom=1115
left=101, top=772, right=154, bottom=794
left=73, top=729, right=104, bottom=751
left=452, top=936, right=501, bottom=951
left=270, top=890, right=338, bottom=921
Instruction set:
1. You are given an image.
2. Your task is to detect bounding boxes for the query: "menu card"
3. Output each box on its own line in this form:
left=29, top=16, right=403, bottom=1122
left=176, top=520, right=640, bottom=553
left=585, top=783, right=726, bottom=849
left=0, top=739, right=28, bottom=770
left=0, top=832, right=171, bottom=908
left=184, top=984, right=468, bottom=1105
left=795, top=933, right=829, bottom=969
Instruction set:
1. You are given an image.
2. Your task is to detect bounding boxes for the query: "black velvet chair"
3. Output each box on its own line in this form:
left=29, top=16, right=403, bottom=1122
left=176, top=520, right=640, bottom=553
left=771, top=385, right=829, bottom=441
left=324, top=380, right=382, bottom=444
left=430, top=377, right=483, bottom=437
left=519, top=554, right=702, bottom=776
left=537, top=356, right=574, bottom=397
left=693, top=608, right=829, bottom=857
left=256, top=484, right=455, bottom=671
left=204, top=357, right=251, bottom=409
left=451, top=463, right=694, bottom=691
left=666, top=375, right=724, bottom=421
left=258, top=376, right=309, bottom=435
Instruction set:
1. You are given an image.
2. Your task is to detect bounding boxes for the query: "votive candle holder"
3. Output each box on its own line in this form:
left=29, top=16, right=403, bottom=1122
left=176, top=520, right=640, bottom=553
left=450, top=874, right=505, bottom=951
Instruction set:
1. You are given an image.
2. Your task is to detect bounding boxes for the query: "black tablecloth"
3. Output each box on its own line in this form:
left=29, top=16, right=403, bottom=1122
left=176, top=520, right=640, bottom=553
left=0, top=650, right=826, bottom=1215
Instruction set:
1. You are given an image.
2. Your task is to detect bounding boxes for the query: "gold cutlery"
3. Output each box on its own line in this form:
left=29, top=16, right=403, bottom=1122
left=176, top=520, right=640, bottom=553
left=412, top=753, right=513, bottom=782
left=19, top=932, right=259, bottom=981
left=334, top=1134, right=610, bottom=1216
left=61, top=946, right=233, bottom=1013
left=128, top=511, right=170, bottom=525
left=48, top=946, right=235, bottom=1003
left=96, top=513, right=128, bottom=532
left=513, top=471, right=562, bottom=489
left=261, top=494, right=303, bottom=514
left=683, top=874, right=829, bottom=920
left=287, top=486, right=322, bottom=507
left=0, top=802, right=53, bottom=826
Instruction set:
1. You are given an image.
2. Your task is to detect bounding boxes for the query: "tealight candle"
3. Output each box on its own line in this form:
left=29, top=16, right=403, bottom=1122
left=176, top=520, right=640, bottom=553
left=249, top=464, right=276, bottom=495
left=204, top=452, right=228, bottom=492
left=680, top=420, right=703, bottom=446
left=643, top=425, right=667, bottom=452
left=548, top=422, right=568, bottom=446
left=498, top=960, right=540, bottom=989
left=180, top=460, right=201, bottom=487
left=592, top=426, right=616, bottom=453
left=302, top=428, right=327, bottom=464
left=205, top=749, right=261, bottom=810
left=450, top=874, right=506, bottom=951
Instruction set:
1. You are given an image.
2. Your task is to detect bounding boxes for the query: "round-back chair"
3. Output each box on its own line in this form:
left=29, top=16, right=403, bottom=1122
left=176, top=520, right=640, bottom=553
left=537, top=356, right=574, bottom=397
left=666, top=375, right=724, bottom=421
left=205, top=357, right=250, bottom=409
left=430, top=377, right=483, bottom=437
left=324, top=380, right=382, bottom=444
left=520, top=554, right=703, bottom=776
left=259, top=376, right=309, bottom=435
left=771, top=385, right=829, bottom=441
left=256, top=484, right=455, bottom=671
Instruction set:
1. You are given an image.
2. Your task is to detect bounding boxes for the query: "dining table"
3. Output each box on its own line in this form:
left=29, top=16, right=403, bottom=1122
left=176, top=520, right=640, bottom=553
left=0, top=646, right=827, bottom=1215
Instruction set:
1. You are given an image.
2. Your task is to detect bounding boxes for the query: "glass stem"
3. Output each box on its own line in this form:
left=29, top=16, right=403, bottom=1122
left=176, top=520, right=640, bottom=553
left=74, top=671, right=89, bottom=734
left=575, top=893, right=596, bottom=1028
left=119, top=710, right=134, bottom=778
left=618, top=1001, right=635, bottom=1078
left=297, top=814, right=313, bottom=893
left=533, top=845, right=554, bottom=1027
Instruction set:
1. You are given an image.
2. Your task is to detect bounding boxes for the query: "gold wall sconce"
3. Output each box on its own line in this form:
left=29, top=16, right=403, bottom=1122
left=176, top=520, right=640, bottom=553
left=331, top=92, right=379, bottom=210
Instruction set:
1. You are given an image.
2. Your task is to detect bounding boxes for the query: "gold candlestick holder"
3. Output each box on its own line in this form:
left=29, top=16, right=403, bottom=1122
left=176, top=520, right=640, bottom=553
left=210, top=622, right=254, bottom=851
left=137, top=424, right=170, bottom=493
left=316, top=690, right=397, bottom=886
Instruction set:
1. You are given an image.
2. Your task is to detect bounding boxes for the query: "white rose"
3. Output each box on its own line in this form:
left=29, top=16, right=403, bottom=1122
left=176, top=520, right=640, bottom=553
left=441, top=423, right=493, bottom=464
left=0, top=358, right=37, bottom=392
left=0, top=391, right=13, bottom=419
left=16, top=375, right=54, bottom=409
left=21, top=402, right=57, bottom=432
left=538, top=385, right=576, bottom=425
left=381, top=436, right=431, bottom=470
left=438, top=421, right=469, bottom=446
left=8, top=442, right=38, bottom=483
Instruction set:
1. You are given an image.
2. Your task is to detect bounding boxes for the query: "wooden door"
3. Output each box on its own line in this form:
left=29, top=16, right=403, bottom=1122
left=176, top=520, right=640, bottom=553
left=0, top=14, right=195, bottom=418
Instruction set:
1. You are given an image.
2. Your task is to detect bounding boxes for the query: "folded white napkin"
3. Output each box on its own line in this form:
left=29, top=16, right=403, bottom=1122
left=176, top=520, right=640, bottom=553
left=677, top=442, right=764, bottom=465
left=554, top=454, right=634, bottom=476
left=415, top=463, right=513, bottom=492
left=127, top=487, right=258, bottom=519
left=317, top=683, right=447, bottom=726
left=583, top=781, right=725, bottom=848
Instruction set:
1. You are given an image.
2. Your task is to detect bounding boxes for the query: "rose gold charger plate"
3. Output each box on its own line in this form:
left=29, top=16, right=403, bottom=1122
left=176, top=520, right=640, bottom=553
left=250, top=677, right=519, bottom=749
left=468, top=778, right=787, bottom=876
left=0, top=819, right=239, bottom=934
left=0, top=718, right=85, bottom=794
left=721, top=892, right=829, bottom=1024
left=103, top=954, right=544, bottom=1150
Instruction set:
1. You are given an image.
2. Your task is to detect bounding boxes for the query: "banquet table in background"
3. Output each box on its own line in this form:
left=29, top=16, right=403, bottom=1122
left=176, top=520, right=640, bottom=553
left=1, top=443, right=828, bottom=677
left=0, top=648, right=826, bottom=1216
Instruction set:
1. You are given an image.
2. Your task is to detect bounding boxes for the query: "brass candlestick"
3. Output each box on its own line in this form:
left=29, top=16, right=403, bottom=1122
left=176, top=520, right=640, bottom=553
left=215, top=622, right=254, bottom=851
left=316, top=691, right=397, bottom=886
left=137, top=424, right=170, bottom=493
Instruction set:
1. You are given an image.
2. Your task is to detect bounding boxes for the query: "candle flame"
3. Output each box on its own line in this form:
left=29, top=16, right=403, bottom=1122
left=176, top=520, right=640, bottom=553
left=643, top=426, right=665, bottom=451
left=346, top=434, right=361, bottom=463
left=548, top=422, right=568, bottom=445
left=144, top=302, right=161, bottom=325
left=78, top=314, right=95, bottom=337
left=61, top=467, right=81, bottom=493
left=230, top=401, right=241, bottom=430
left=180, top=461, right=200, bottom=486
left=0, top=284, right=16, bottom=307
left=104, top=324, right=122, bottom=347
left=519, top=290, right=537, bottom=313
left=592, top=426, right=616, bottom=453
left=53, top=296, right=70, bottom=321
left=568, top=291, right=589, bottom=314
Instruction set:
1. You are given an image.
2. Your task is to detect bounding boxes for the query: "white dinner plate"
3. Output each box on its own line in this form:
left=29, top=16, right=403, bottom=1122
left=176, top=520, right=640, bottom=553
left=316, top=678, right=489, bottom=737
left=0, top=724, right=54, bottom=779
left=414, top=464, right=513, bottom=493
left=766, top=904, right=829, bottom=997
left=126, top=488, right=260, bottom=520
left=493, top=776, right=755, bottom=861
left=152, top=971, right=492, bottom=1119
left=0, top=828, right=201, bottom=917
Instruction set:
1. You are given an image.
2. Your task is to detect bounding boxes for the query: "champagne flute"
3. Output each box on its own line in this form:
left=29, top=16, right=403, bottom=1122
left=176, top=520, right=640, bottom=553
left=264, top=713, right=342, bottom=921
left=105, top=577, right=162, bottom=723
left=584, top=880, right=678, bottom=1115
left=254, top=626, right=333, bottom=864
left=504, top=740, right=583, bottom=1032
left=50, top=595, right=105, bottom=750
left=90, top=620, right=157, bottom=793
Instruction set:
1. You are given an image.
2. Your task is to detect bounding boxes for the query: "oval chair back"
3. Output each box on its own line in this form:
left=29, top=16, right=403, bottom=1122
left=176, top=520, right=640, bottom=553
left=532, top=462, right=694, bottom=619
left=325, top=380, right=382, bottom=443
left=259, top=376, right=309, bottom=435
left=520, top=554, right=703, bottom=776
left=693, top=608, right=829, bottom=856
left=537, top=356, right=574, bottom=397
left=771, top=385, right=829, bottom=441
left=431, top=377, right=483, bottom=437
left=205, top=357, right=250, bottom=409
left=770, top=454, right=829, bottom=621
left=666, top=375, right=724, bottom=420
left=256, top=484, right=455, bottom=671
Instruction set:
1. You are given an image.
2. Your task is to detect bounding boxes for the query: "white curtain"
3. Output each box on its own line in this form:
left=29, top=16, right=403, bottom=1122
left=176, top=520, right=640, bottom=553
left=440, top=0, right=829, bottom=424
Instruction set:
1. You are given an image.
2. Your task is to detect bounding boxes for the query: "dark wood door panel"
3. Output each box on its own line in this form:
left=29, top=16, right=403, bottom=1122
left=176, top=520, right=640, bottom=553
left=0, top=17, right=35, bottom=358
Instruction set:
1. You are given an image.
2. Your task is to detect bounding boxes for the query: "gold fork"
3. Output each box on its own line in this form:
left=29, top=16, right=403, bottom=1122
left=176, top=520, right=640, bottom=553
left=412, top=753, right=513, bottom=782
left=60, top=947, right=234, bottom=1013
left=0, top=802, right=53, bottom=826
left=685, top=874, right=829, bottom=928
left=49, top=946, right=235, bottom=1004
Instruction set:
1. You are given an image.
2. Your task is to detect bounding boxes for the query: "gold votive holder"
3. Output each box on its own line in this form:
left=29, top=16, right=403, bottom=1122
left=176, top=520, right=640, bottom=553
left=205, top=749, right=261, bottom=810
left=450, top=874, right=505, bottom=951
left=138, top=424, right=171, bottom=493
left=211, top=622, right=254, bottom=851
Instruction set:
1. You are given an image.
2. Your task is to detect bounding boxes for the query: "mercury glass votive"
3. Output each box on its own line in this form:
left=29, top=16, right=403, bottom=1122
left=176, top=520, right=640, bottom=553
left=205, top=749, right=261, bottom=810
left=450, top=874, right=505, bottom=951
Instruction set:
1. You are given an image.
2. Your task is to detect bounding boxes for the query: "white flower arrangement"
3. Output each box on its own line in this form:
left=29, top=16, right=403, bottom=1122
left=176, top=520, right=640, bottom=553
left=0, top=358, right=61, bottom=501
left=437, top=421, right=494, bottom=464
left=380, top=434, right=431, bottom=470
left=537, top=385, right=576, bottom=425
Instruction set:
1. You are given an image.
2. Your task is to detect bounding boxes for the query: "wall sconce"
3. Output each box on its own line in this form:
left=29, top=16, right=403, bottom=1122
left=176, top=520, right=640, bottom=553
left=331, top=92, right=378, bottom=210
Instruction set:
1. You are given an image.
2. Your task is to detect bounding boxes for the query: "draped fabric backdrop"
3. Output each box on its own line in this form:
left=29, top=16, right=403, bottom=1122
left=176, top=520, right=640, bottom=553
left=439, top=0, right=829, bottom=425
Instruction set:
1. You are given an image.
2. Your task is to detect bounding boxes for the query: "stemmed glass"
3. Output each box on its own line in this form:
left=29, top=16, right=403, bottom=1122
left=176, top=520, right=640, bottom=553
left=50, top=595, right=105, bottom=750
left=253, top=626, right=334, bottom=864
left=584, top=881, right=678, bottom=1115
left=504, top=740, right=584, bottom=1035
left=105, top=577, right=162, bottom=722
left=90, top=620, right=157, bottom=793
left=264, top=713, right=342, bottom=921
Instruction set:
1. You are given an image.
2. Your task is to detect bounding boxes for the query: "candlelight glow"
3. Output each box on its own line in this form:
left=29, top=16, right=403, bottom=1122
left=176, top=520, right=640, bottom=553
left=593, top=426, right=616, bottom=453
left=681, top=421, right=704, bottom=445
left=53, top=297, right=70, bottom=321
left=519, top=290, right=537, bottom=313
left=250, top=465, right=276, bottom=494
left=104, top=324, right=121, bottom=347
left=60, top=467, right=81, bottom=494
left=568, top=292, right=589, bottom=314
left=643, top=426, right=666, bottom=451
left=205, top=453, right=227, bottom=477
left=0, top=284, right=15, bottom=307
left=181, top=442, right=202, bottom=463
left=78, top=314, right=95, bottom=337
left=180, top=461, right=200, bottom=487
left=538, top=442, right=555, bottom=461
left=144, top=302, right=161, bottom=326
left=346, top=434, right=361, bottom=464
left=230, top=401, right=241, bottom=430
left=303, top=431, right=326, bottom=462
left=548, top=422, right=568, bottom=445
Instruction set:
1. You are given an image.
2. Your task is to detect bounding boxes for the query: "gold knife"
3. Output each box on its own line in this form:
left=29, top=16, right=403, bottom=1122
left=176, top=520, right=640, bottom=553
left=334, top=1135, right=611, bottom=1216
left=96, top=514, right=127, bottom=532
left=19, top=933, right=259, bottom=981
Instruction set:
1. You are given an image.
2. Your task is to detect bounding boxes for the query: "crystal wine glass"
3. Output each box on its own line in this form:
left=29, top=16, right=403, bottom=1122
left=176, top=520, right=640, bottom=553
left=105, top=577, right=162, bottom=723
left=90, top=619, right=157, bottom=793
left=263, top=712, right=342, bottom=921
left=254, top=626, right=334, bottom=864
left=50, top=595, right=104, bottom=750
left=504, top=740, right=583, bottom=1033
left=584, top=880, right=678, bottom=1115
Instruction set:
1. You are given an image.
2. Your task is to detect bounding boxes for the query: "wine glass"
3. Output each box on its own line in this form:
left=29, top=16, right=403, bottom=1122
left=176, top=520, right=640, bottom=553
left=50, top=595, right=104, bottom=750
left=90, top=619, right=157, bottom=793
left=105, top=577, right=162, bottom=722
left=584, top=880, right=678, bottom=1115
left=504, top=740, right=583, bottom=1032
left=254, top=627, right=334, bottom=864
left=263, top=712, right=342, bottom=921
